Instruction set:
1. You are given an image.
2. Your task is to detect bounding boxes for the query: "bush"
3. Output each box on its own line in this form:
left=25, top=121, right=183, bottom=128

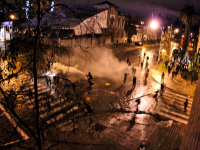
left=191, top=70, right=199, bottom=80
left=182, top=72, right=189, bottom=79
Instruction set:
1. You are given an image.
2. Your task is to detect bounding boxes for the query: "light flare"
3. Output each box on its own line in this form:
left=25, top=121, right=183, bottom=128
left=86, top=97, right=90, bottom=101
left=44, top=72, right=56, bottom=77
left=105, top=83, right=110, bottom=86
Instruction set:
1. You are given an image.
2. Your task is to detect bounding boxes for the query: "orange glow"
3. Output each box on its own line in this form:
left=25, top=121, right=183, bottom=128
left=86, top=97, right=90, bottom=101
left=10, top=14, right=15, bottom=19
left=105, top=83, right=110, bottom=85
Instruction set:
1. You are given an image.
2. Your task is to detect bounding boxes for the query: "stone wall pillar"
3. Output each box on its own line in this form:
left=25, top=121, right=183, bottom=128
left=180, top=76, right=200, bottom=150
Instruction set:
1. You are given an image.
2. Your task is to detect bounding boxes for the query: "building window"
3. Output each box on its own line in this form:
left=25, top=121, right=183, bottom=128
left=51, top=1, right=54, bottom=12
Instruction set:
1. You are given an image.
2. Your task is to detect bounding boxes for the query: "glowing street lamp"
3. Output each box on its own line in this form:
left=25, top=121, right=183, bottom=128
left=150, top=21, right=158, bottom=30
left=150, top=20, right=163, bottom=60
left=141, top=21, right=144, bottom=43
left=10, top=14, right=15, bottom=20
left=174, top=28, right=179, bottom=33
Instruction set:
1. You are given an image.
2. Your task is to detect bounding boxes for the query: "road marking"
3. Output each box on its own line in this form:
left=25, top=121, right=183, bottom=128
left=156, top=110, right=188, bottom=124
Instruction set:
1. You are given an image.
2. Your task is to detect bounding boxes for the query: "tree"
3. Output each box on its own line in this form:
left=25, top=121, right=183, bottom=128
left=179, top=5, right=197, bottom=60
left=0, top=1, right=92, bottom=150
left=173, top=17, right=183, bottom=42
left=124, top=15, right=134, bottom=44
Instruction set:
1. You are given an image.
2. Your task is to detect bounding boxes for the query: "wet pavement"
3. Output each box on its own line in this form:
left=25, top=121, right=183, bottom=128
left=0, top=43, right=196, bottom=149
left=53, top=44, right=193, bottom=149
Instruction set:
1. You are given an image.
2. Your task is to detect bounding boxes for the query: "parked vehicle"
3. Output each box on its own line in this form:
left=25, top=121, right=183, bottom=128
left=172, top=48, right=181, bottom=55
left=135, top=42, right=143, bottom=46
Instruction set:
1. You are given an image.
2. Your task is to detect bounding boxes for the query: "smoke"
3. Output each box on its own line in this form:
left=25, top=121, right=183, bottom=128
left=54, top=46, right=131, bottom=81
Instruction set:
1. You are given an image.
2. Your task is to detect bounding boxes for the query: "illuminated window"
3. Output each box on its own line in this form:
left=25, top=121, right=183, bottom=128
left=51, top=2, right=54, bottom=12
left=25, top=1, right=29, bottom=18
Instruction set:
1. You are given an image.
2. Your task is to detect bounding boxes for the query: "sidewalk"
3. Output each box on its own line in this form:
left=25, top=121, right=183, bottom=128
left=113, top=43, right=197, bottom=97
left=113, top=43, right=160, bottom=53
left=150, top=68, right=197, bottom=97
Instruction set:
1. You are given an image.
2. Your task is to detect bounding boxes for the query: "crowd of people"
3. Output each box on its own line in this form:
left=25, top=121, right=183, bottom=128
left=167, top=58, right=190, bottom=81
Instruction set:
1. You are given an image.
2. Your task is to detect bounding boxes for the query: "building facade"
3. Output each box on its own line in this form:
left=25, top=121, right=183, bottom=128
left=0, top=21, right=13, bottom=42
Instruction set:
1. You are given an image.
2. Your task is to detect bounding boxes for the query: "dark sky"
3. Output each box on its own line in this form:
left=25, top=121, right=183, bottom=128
left=62, top=0, right=200, bottom=22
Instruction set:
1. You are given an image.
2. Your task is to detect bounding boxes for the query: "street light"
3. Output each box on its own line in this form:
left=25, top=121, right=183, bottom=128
left=141, top=21, right=144, bottom=43
left=150, top=20, right=163, bottom=60
left=174, top=28, right=179, bottom=33
left=10, top=14, right=15, bottom=20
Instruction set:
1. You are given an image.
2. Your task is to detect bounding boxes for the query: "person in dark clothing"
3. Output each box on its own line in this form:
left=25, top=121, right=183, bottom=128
left=184, top=99, right=188, bottom=112
left=143, top=52, right=146, bottom=58
left=156, top=56, right=159, bottom=62
left=136, top=98, right=140, bottom=105
left=141, top=61, right=143, bottom=70
left=174, top=71, right=178, bottom=79
left=133, top=76, right=136, bottom=87
left=160, top=83, right=165, bottom=96
left=124, top=72, right=129, bottom=84
left=176, top=65, right=180, bottom=72
left=86, top=72, right=93, bottom=89
left=168, top=65, right=172, bottom=76
left=161, top=72, right=165, bottom=84
left=126, top=58, right=129, bottom=64
left=153, top=90, right=159, bottom=104
left=172, top=71, right=175, bottom=79
left=86, top=72, right=93, bottom=80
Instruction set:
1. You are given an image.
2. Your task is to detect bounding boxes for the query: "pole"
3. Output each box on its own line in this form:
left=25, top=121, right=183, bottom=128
left=159, top=28, right=163, bottom=60
left=146, top=27, right=148, bottom=44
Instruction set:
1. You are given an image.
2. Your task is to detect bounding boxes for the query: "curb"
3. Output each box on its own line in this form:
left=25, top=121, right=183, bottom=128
left=150, top=73, right=193, bottom=98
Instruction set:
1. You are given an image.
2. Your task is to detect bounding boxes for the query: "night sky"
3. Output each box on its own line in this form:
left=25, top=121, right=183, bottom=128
left=62, top=0, right=200, bottom=22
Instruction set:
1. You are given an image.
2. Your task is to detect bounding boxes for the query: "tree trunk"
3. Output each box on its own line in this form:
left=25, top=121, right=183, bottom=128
left=181, top=24, right=190, bottom=61
left=34, top=0, right=42, bottom=149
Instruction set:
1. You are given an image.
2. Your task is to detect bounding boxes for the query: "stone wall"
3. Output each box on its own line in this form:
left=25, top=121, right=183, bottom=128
left=43, top=36, right=112, bottom=48
left=179, top=77, right=200, bottom=150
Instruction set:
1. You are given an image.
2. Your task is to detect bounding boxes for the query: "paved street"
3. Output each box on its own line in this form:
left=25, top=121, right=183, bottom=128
left=0, top=43, right=196, bottom=149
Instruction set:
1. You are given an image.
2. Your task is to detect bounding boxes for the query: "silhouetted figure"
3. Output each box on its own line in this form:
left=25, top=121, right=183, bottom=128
left=184, top=99, right=188, bottom=112
left=168, top=64, right=172, bottom=76
left=141, top=61, right=143, bottom=70
left=153, top=90, right=159, bottom=104
left=124, top=72, right=129, bottom=84
left=174, top=71, right=178, bottom=79
left=160, top=84, right=165, bottom=96
left=86, top=72, right=93, bottom=80
left=156, top=56, right=159, bottom=62
left=136, top=98, right=140, bottom=105
left=145, top=61, right=149, bottom=70
left=133, top=76, right=136, bottom=87
left=86, top=72, right=93, bottom=89
left=143, top=52, right=146, bottom=58
left=161, top=72, right=165, bottom=84
left=132, top=67, right=136, bottom=75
